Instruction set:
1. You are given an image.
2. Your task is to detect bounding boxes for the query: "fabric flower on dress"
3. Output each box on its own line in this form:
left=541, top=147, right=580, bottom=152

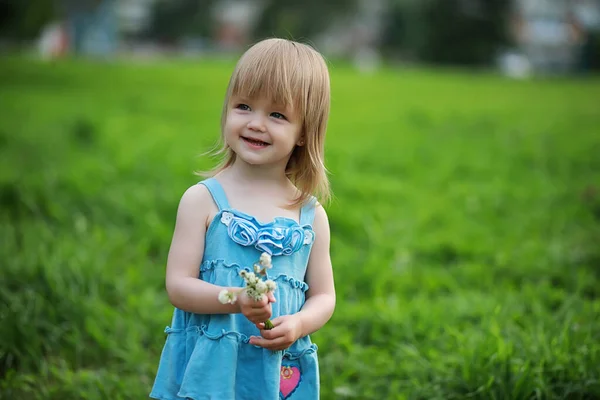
left=221, top=211, right=313, bottom=256
left=303, top=229, right=314, bottom=245
left=220, top=211, right=234, bottom=226
left=228, top=217, right=259, bottom=247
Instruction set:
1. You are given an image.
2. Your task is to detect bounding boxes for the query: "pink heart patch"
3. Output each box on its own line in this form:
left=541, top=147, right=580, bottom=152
left=280, top=365, right=301, bottom=399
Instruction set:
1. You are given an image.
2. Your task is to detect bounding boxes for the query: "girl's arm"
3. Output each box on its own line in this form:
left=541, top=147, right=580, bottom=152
left=165, top=184, right=241, bottom=314
left=250, top=204, right=336, bottom=350
left=294, top=204, right=336, bottom=335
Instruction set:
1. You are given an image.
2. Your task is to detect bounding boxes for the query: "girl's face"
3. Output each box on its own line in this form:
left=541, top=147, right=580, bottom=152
left=224, top=95, right=303, bottom=170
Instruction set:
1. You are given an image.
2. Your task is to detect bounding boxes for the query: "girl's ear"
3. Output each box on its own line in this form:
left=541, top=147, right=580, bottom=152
left=296, top=137, right=305, bottom=146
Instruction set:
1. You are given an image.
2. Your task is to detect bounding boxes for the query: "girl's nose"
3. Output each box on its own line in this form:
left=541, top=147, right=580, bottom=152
left=247, top=115, right=266, bottom=132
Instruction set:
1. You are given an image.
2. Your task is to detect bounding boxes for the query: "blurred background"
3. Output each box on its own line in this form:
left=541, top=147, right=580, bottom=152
left=1, top=1, right=600, bottom=400
left=1, top=0, right=600, bottom=76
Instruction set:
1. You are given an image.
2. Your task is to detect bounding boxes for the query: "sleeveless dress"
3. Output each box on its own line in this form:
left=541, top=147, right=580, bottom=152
left=150, top=178, right=320, bottom=400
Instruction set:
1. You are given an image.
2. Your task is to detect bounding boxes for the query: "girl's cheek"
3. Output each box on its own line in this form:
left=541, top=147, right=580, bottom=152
left=229, top=114, right=246, bottom=125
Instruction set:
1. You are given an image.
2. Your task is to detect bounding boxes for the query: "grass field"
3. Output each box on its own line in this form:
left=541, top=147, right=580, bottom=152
left=1, top=55, right=599, bottom=400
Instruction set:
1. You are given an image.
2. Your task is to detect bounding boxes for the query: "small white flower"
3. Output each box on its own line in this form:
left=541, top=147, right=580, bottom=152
left=243, top=272, right=257, bottom=284
left=255, top=281, right=268, bottom=294
left=239, top=270, right=247, bottom=278
left=259, top=252, right=272, bottom=268
left=248, top=274, right=259, bottom=286
left=218, top=289, right=229, bottom=304
left=218, top=289, right=237, bottom=304
left=303, top=230, right=314, bottom=244
left=220, top=212, right=234, bottom=226
left=254, top=264, right=261, bottom=273
left=265, top=279, right=277, bottom=292
left=246, top=287, right=263, bottom=301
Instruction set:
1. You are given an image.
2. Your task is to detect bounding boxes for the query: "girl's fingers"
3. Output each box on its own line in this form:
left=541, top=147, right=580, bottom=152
left=249, top=335, right=288, bottom=350
left=251, top=296, right=268, bottom=308
left=259, top=327, right=282, bottom=340
left=251, top=305, right=272, bottom=317
left=250, top=312, right=271, bottom=322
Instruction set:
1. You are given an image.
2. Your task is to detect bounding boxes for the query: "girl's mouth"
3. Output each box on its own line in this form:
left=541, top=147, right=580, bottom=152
left=242, top=137, right=270, bottom=147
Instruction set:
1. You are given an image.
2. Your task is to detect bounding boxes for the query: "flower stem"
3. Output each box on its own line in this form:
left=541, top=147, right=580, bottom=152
left=264, top=319, right=274, bottom=330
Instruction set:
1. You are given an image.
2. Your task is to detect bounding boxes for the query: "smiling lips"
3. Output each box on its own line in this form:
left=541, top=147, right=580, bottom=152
left=242, top=136, right=270, bottom=147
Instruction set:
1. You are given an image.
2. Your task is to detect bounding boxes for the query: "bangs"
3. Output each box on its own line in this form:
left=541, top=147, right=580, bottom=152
left=228, top=40, right=308, bottom=113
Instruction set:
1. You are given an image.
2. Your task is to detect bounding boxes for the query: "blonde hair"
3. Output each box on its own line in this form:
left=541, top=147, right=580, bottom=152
left=202, top=38, right=331, bottom=207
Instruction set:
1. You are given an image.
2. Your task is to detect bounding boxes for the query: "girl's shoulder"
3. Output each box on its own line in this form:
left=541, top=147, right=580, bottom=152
left=174, top=184, right=219, bottom=229
left=310, top=201, right=329, bottom=233
left=178, top=183, right=214, bottom=210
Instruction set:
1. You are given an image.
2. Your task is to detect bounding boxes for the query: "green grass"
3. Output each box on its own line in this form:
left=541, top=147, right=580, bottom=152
left=1, top=56, right=599, bottom=400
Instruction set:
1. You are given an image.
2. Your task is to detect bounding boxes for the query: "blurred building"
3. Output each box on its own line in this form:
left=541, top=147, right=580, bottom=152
left=317, top=0, right=386, bottom=71
left=511, top=0, right=600, bottom=73
left=116, top=0, right=158, bottom=36
left=55, top=0, right=119, bottom=56
left=212, top=0, right=262, bottom=50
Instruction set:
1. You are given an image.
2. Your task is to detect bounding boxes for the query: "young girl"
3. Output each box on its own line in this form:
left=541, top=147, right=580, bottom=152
left=150, top=38, right=336, bottom=400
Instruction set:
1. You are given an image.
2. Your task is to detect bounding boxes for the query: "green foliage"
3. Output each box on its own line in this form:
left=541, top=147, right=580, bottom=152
left=0, top=57, right=599, bottom=399
left=0, top=0, right=56, bottom=40
left=144, top=0, right=217, bottom=42
left=383, top=0, right=511, bottom=66
left=143, top=0, right=357, bottom=45
left=253, top=0, right=357, bottom=43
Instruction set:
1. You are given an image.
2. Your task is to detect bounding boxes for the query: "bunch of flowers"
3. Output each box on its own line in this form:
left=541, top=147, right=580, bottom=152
left=218, top=252, right=277, bottom=329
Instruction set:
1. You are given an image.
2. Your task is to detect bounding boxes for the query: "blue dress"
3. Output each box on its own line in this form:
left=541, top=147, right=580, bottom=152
left=150, top=178, right=320, bottom=400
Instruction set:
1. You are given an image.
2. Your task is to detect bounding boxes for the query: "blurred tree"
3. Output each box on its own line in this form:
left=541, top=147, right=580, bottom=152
left=383, top=0, right=511, bottom=66
left=144, top=0, right=216, bottom=43
left=0, top=0, right=55, bottom=40
left=253, top=0, right=357, bottom=42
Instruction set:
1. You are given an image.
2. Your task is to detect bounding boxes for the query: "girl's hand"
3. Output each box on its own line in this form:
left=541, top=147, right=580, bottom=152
left=249, top=314, right=303, bottom=351
left=239, top=291, right=276, bottom=325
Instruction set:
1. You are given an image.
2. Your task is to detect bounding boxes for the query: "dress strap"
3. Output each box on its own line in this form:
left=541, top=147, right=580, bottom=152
left=198, top=178, right=231, bottom=211
left=299, top=196, right=317, bottom=226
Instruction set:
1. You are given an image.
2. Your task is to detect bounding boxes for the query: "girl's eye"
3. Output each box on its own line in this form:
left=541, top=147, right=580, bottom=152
left=236, top=104, right=250, bottom=111
left=270, top=112, right=287, bottom=120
